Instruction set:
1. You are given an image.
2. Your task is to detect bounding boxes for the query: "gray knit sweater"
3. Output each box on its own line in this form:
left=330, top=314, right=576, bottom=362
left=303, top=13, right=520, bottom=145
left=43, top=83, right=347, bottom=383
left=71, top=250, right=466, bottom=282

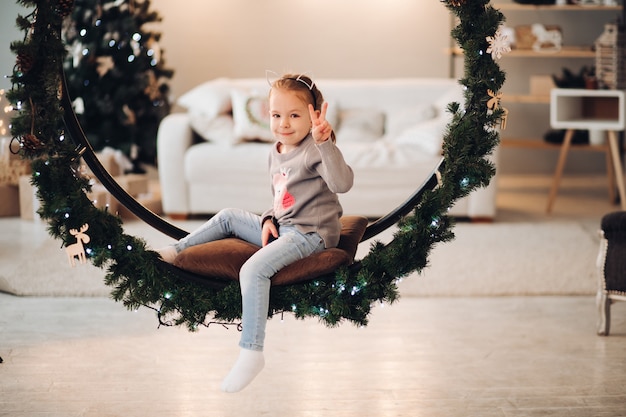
left=261, top=134, right=354, bottom=248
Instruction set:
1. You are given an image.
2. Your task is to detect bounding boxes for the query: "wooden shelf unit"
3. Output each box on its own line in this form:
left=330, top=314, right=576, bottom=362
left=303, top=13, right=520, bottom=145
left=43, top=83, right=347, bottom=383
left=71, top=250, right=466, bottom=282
left=450, top=45, right=596, bottom=58
left=496, top=4, right=621, bottom=12
left=501, top=137, right=610, bottom=152
left=488, top=2, right=624, bottom=146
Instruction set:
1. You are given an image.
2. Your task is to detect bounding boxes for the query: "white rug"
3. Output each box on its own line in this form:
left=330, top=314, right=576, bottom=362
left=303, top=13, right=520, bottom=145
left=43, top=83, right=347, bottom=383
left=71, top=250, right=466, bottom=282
left=0, top=218, right=601, bottom=297
left=379, top=221, right=601, bottom=297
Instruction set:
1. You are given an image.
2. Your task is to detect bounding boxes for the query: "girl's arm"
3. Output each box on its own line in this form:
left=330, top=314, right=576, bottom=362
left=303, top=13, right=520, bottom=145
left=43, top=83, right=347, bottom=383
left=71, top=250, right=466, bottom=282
left=308, top=102, right=353, bottom=193
left=315, top=140, right=354, bottom=194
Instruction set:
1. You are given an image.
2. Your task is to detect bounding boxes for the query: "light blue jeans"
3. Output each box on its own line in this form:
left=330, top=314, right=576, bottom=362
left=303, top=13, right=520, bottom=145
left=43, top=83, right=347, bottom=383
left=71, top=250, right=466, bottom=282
left=174, top=208, right=325, bottom=351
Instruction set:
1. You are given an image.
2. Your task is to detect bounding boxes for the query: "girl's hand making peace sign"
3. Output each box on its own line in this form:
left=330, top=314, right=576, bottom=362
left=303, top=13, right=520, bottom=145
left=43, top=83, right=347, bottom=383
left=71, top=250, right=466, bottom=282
left=308, top=102, right=333, bottom=144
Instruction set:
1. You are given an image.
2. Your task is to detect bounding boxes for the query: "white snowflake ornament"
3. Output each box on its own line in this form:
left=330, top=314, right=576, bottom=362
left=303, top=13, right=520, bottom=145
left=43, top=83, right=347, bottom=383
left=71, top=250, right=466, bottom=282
left=486, top=28, right=511, bottom=60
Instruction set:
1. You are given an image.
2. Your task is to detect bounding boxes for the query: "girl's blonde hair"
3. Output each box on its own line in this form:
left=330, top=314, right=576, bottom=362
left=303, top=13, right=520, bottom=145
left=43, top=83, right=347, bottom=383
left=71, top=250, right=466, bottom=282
left=270, top=74, right=336, bottom=142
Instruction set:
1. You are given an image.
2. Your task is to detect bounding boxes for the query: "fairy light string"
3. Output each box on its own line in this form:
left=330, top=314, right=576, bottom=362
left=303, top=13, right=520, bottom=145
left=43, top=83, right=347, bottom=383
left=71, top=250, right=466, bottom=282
left=7, top=0, right=505, bottom=331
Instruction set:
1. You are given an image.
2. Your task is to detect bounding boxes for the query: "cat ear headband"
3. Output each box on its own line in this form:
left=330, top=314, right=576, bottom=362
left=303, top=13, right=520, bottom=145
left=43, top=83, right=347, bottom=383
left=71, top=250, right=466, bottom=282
left=266, top=70, right=315, bottom=91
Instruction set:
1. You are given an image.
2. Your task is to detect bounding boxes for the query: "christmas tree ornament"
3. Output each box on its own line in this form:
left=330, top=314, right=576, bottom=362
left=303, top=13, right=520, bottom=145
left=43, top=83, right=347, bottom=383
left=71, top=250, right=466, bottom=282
left=95, top=56, right=114, bottom=77
left=68, top=42, right=85, bottom=68
left=19, top=133, right=44, bottom=152
left=486, top=27, right=511, bottom=60
left=55, top=0, right=75, bottom=18
left=13, top=98, right=44, bottom=153
left=486, top=89, right=508, bottom=130
left=65, top=224, right=91, bottom=267
left=143, top=70, right=160, bottom=100
left=122, top=105, right=136, bottom=125
left=16, top=51, right=35, bottom=74
left=145, top=38, right=162, bottom=63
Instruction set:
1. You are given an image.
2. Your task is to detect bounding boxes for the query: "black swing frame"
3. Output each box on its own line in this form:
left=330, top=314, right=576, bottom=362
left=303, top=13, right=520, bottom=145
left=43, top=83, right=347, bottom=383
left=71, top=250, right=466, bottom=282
left=60, top=72, right=443, bottom=289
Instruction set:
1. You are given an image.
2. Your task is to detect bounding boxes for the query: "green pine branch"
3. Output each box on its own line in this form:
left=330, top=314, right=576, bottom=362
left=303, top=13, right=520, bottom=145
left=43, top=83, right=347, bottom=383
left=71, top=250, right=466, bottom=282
left=8, top=0, right=505, bottom=331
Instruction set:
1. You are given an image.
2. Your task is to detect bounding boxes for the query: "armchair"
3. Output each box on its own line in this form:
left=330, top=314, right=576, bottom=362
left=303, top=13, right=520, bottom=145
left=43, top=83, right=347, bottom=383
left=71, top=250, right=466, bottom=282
left=596, top=211, right=626, bottom=335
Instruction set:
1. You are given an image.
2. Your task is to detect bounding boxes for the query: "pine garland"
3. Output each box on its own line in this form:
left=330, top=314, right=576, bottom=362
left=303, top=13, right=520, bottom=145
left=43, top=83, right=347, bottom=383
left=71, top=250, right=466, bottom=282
left=8, top=0, right=505, bottom=331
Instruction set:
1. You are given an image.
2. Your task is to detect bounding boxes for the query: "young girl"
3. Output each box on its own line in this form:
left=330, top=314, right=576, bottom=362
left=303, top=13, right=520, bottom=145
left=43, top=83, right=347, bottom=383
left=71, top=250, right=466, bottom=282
left=157, top=74, right=354, bottom=393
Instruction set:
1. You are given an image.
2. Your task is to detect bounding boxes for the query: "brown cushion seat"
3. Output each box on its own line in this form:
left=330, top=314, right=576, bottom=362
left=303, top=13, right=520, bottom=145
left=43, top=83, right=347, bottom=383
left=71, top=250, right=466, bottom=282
left=173, top=216, right=368, bottom=286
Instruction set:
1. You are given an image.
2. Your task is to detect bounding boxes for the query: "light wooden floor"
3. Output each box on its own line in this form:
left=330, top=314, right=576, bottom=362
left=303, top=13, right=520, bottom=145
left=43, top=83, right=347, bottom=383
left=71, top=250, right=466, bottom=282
left=1, top=295, right=625, bottom=417
left=1, top=174, right=626, bottom=417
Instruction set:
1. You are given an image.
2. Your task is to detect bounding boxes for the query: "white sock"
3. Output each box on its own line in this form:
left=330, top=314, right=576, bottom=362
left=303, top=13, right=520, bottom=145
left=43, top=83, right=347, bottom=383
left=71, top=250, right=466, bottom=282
left=156, top=245, right=177, bottom=264
left=220, top=348, right=265, bottom=393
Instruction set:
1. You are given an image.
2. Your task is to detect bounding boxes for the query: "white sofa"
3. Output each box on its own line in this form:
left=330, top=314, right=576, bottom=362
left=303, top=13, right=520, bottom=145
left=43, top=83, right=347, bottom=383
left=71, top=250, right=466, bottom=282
left=157, top=78, right=498, bottom=220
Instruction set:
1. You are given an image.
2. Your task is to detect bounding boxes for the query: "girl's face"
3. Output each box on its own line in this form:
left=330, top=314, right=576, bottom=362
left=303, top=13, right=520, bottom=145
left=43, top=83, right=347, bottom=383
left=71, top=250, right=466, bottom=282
left=269, top=88, right=313, bottom=152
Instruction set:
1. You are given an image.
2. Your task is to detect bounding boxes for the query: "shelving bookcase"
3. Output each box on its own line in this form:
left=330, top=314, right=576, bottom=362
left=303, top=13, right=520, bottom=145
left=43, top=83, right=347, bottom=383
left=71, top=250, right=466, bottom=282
left=451, top=1, right=624, bottom=190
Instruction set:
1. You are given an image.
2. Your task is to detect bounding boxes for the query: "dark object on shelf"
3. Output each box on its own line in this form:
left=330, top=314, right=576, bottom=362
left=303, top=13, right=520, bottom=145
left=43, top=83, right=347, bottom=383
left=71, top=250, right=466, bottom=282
left=544, top=129, right=589, bottom=145
left=513, top=0, right=555, bottom=4
left=552, top=67, right=595, bottom=89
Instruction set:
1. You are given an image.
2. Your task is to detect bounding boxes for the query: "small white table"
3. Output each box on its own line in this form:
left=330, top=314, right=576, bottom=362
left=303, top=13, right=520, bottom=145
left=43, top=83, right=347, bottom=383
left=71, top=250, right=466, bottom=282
left=548, top=88, right=626, bottom=213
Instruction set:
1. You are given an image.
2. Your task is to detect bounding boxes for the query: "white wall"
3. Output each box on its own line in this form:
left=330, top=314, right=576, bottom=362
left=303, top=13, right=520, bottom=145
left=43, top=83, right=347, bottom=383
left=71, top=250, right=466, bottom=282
left=1, top=3, right=26, bottom=92
left=1, top=1, right=452, bottom=137
left=149, top=0, right=451, bottom=99
left=1, top=1, right=609, bottom=175
left=0, top=2, right=26, bottom=138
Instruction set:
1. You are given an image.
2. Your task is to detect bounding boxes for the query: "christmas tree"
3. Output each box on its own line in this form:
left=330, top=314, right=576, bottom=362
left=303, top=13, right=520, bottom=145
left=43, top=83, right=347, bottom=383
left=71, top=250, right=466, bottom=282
left=64, top=0, right=173, bottom=169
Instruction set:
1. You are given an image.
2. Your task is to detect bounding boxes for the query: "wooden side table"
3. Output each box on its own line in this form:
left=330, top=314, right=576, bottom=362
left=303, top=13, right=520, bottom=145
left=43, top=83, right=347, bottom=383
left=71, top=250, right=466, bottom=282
left=548, top=88, right=626, bottom=213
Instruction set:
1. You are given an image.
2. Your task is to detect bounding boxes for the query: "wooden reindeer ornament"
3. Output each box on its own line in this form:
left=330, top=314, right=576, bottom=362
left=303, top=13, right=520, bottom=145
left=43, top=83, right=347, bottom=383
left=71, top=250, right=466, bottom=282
left=66, top=224, right=90, bottom=267
left=486, top=89, right=508, bottom=130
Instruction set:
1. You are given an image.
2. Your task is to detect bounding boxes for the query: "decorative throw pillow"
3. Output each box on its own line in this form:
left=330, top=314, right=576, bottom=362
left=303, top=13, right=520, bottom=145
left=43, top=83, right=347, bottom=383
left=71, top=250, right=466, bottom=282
left=231, top=88, right=274, bottom=143
left=389, top=118, right=445, bottom=156
left=177, top=78, right=233, bottom=119
left=188, top=114, right=236, bottom=145
left=336, top=108, right=385, bottom=143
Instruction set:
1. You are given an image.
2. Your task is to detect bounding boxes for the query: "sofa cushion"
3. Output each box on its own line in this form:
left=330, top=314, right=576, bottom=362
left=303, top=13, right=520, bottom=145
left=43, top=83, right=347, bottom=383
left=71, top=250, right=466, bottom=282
left=177, top=77, right=233, bottom=119
left=388, top=117, right=447, bottom=156
left=385, top=104, right=437, bottom=137
left=172, top=216, right=368, bottom=286
left=189, top=114, right=236, bottom=144
left=336, top=108, right=385, bottom=143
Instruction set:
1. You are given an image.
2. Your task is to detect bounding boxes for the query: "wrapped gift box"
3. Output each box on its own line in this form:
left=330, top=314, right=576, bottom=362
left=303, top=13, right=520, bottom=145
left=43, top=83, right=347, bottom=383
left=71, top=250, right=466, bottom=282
left=0, top=184, right=19, bottom=217
left=18, top=175, right=38, bottom=220
left=116, top=179, right=162, bottom=220
left=117, top=194, right=163, bottom=220
left=114, top=174, right=149, bottom=197
left=0, top=155, right=31, bottom=186
left=87, top=182, right=119, bottom=213
left=81, top=148, right=131, bottom=178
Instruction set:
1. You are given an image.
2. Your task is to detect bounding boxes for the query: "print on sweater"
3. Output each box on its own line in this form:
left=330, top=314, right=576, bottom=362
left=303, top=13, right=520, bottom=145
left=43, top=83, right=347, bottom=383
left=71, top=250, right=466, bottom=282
left=273, top=167, right=295, bottom=214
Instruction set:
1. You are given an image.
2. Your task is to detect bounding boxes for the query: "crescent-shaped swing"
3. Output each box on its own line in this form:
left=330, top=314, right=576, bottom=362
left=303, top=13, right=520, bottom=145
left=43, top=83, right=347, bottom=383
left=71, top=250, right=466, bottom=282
left=9, top=0, right=505, bottom=330
left=62, top=73, right=442, bottom=289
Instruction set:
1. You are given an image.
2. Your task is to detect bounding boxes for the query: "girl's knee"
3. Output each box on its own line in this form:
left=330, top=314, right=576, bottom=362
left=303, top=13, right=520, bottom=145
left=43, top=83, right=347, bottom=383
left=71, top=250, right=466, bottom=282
left=240, top=260, right=275, bottom=285
left=214, top=208, right=234, bottom=220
